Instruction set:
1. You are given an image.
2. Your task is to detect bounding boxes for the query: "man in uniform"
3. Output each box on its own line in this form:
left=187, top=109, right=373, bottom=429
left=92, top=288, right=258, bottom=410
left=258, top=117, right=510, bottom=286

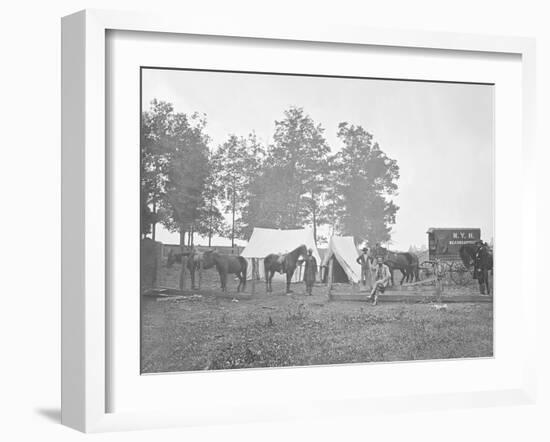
left=369, top=256, right=391, bottom=305
left=473, top=239, right=491, bottom=294
left=303, top=248, right=317, bottom=296
left=356, top=247, right=371, bottom=286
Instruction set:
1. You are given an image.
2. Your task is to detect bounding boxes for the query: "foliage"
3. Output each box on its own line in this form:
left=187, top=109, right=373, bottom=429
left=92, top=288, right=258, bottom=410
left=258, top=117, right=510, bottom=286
left=329, top=122, right=400, bottom=244
left=213, top=133, right=265, bottom=242
left=140, top=100, right=174, bottom=236
left=243, top=107, right=331, bottom=242
left=192, top=150, right=227, bottom=243
left=141, top=100, right=401, bottom=248
left=161, top=112, right=211, bottom=243
left=141, top=100, right=212, bottom=244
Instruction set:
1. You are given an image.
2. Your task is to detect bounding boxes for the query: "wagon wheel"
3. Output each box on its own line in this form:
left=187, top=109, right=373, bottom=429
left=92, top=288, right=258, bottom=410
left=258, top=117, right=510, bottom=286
left=449, top=261, right=473, bottom=286
left=436, top=261, right=450, bottom=279
left=419, top=260, right=445, bottom=282
left=419, top=264, right=433, bottom=280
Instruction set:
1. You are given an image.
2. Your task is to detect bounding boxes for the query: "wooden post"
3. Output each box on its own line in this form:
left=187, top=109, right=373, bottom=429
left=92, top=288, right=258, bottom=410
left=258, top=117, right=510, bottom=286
left=251, top=259, right=256, bottom=294
left=327, top=257, right=334, bottom=299
left=153, top=241, right=163, bottom=289
left=433, top=259, right=444, bottom=302
left=179, top=255, right=187, bottom=290
left=198, top=257, right=203, bottom=290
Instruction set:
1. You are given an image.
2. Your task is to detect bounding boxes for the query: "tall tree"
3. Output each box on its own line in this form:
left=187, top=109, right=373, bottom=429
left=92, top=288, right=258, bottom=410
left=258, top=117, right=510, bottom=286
left=193, top=149, right=227, bottom=246
left=247, top=107, right=331, bottom=241
left=331, top=122, right=399, bottom=244
left=214, top=133, right=265, bottom=245
left=140, top=100, right=174, bottom=239
left=158, top=111, right=211, bottom=247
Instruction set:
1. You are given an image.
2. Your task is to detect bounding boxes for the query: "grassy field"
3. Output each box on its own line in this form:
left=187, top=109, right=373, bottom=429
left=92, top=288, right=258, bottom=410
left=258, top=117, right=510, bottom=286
left=141, top=267, right=493, bottom=373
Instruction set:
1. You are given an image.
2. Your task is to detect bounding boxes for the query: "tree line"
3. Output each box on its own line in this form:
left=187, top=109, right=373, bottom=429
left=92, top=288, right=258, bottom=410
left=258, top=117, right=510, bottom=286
left=141, top=99, right=400, bottom=247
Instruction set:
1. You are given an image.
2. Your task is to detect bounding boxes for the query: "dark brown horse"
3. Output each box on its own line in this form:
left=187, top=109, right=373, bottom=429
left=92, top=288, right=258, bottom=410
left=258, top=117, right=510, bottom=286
left=375, top=245, right=417, bottom=285
left=404, top=253, right=420, bottom=283
left=459, top=243, right=493, bottom=294
left=264, top=244, right=308, bottom=294
left=202, top=249, right=248, bottom=293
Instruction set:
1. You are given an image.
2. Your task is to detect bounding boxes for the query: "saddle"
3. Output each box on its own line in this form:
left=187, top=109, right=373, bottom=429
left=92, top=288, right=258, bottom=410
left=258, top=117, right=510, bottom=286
left=276, top=254, right=287, bottom=274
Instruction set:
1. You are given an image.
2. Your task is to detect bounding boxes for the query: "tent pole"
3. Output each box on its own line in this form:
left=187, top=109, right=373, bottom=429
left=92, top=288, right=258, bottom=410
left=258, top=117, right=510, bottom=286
left=198, top=256, right=202, bottom=290
left=251, top=259, right=256, bottom=294
left=180, top=255, right=187, bottom=290
left=328, top=257, right=334, bottom=300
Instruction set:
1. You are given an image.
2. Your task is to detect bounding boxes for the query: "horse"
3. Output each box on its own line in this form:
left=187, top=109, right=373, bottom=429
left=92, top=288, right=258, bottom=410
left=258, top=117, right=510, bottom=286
left=166, top=249, right=182, bottom=267
left=202, top=249, right=248, bottom=293
left=459, top=243, right=493, bottom=294
left=264, top=244, right=308, bottom=294
left=374, top=245, right=417, bottom=285
left=166, top=248, right=204, bottom=289
left=404, top=253, right=420, bottom=283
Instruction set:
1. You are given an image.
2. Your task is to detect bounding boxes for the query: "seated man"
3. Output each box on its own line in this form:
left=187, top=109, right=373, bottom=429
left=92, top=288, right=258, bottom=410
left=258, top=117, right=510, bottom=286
left=369, top=256, right=391, bottom=306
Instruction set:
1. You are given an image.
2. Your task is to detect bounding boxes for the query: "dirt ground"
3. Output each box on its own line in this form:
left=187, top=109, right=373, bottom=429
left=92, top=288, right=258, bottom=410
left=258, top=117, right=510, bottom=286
left=141, top=266, right=493, bottom=373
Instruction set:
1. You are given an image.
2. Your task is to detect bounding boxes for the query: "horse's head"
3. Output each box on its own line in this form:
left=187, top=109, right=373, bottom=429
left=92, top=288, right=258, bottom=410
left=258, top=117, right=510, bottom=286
left=375, top=244, right=388, bottom=259
left=459, top=244, right=474, bottom=268
left=202, top=249, right=217, bottom=267
left=297, top=244, right=308, bottom=259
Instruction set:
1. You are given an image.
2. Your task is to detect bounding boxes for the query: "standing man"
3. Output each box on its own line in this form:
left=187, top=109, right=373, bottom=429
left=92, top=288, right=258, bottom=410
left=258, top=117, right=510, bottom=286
left=472, top=240, right=485, bottom=281
left=356, top=247, right=371, bottom=286
left=369, top=256, right=391, bottom=305
left=474, top=239, right=491, bottom=295
left=303, top=248, right=317, bottom=296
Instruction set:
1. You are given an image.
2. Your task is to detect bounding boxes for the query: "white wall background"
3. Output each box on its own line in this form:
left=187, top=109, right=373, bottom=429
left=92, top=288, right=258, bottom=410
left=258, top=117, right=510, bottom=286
left=0, top=1, right=547, bottom=441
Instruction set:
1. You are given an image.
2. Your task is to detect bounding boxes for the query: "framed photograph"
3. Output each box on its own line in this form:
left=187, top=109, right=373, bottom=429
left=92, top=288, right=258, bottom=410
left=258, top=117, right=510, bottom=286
left=61, top=9, right=537, bottom=432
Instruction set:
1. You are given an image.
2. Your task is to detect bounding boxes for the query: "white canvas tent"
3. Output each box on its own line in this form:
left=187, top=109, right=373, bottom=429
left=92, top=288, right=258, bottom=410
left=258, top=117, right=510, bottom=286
left=241, top=227, right=321, bottom=282
left=321, top=236, right=362, bottom=283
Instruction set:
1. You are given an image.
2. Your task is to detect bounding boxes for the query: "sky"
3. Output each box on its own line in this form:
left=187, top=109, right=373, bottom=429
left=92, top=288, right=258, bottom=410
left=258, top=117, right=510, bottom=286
left=142, top=68, right=494, bottom=250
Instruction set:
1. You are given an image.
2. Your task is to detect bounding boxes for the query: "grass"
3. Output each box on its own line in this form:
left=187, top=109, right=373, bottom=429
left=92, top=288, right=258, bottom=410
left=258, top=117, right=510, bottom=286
left=141, top=270, right=493, bottom=373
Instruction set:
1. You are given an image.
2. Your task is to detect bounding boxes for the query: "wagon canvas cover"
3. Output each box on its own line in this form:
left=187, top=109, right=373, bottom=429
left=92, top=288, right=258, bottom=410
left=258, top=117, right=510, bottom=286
left=241, top=227, right=321, bottom=282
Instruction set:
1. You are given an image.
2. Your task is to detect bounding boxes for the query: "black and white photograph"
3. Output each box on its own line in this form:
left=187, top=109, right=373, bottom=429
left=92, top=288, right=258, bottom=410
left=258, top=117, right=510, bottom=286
left=140, top=67, right=494, bottom=374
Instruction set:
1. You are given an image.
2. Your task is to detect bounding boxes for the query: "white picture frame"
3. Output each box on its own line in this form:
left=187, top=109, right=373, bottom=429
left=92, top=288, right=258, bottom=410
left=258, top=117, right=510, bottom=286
left=61, top=9, right=537, bottom=433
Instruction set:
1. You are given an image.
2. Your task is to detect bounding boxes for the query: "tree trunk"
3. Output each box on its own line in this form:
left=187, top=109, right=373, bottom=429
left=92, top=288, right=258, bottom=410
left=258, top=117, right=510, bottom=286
left=179, top=228, right=186, bottom=249
left=188, top=226, right=193, bottom=247
left=231, top=181, right=236, bottom=248
left=311, top=190, right=317, bottom=244
left=151, top=201, right=156, bottom=241
left=208, top=193, right=214, bottom=247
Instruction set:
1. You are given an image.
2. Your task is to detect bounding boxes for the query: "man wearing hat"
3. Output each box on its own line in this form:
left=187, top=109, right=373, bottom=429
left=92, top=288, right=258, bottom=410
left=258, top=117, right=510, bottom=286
left=356, top=247, right=372, bottom=286
left=369, top=256, right=391, bottom=305
left=303, top=248, right=317, bottom=296
left=473, top=239, right=488, bottom=287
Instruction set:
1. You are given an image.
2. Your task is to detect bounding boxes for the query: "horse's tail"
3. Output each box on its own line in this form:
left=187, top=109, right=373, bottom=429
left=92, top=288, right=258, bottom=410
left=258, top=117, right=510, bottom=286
left=237, top=256, right=248, bottom=273
left=237, top=256, right=248, bottom=289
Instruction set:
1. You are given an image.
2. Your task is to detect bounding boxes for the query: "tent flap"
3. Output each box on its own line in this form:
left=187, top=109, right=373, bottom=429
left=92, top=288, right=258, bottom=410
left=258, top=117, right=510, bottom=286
left=322, top=236, right=362, bottom=283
